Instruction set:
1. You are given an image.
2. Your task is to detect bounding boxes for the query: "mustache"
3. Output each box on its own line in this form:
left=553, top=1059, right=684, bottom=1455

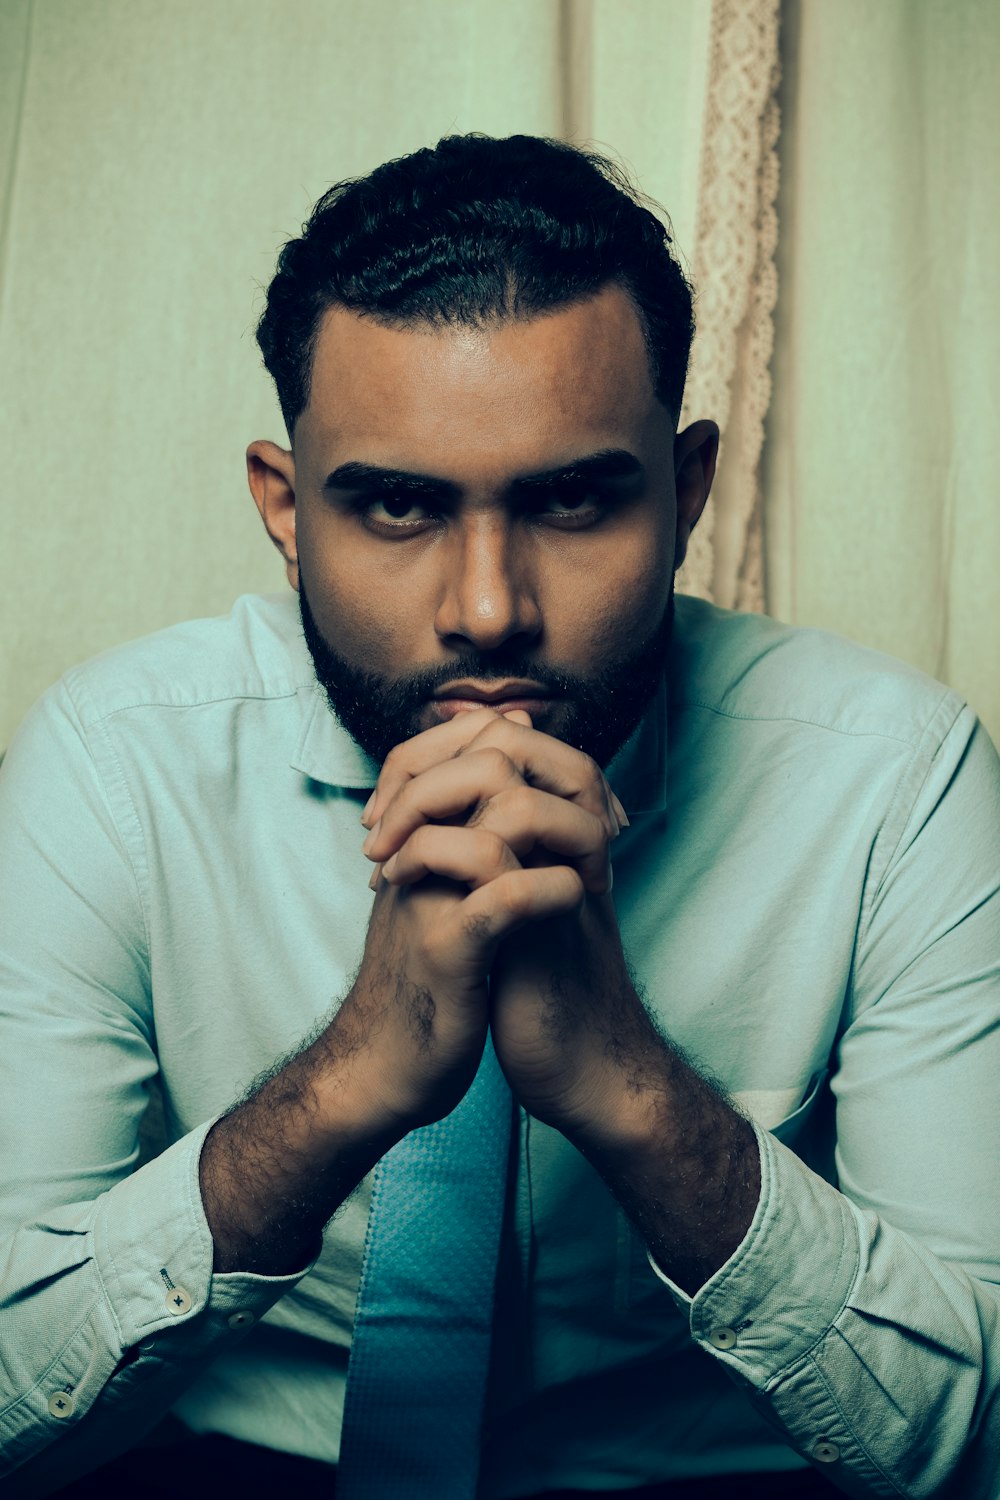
left=299, top=576, right=673, bottom=769
left=381, top=652, right=581, bottom=702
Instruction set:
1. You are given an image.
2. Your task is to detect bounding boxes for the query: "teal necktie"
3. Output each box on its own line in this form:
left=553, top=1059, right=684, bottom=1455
left=336, top=1035, right=513, bottom=1499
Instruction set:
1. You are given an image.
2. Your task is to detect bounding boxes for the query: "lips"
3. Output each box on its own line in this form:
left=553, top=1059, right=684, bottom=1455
left=431, top=680, right=557, bottom=719
left=432, top=680, right=553, bottom=705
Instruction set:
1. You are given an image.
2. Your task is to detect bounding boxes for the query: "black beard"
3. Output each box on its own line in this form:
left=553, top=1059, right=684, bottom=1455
left=298, top=581, right=674, bottom=770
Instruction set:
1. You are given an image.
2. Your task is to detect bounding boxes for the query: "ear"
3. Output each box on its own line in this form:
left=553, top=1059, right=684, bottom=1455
left=672, top=419, right=720, bottom=570
left=247, top=440, right=299, bottom=589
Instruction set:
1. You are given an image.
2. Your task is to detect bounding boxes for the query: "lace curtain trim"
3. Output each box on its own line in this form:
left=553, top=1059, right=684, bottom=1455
left=678, top=0, right=781, bottom=612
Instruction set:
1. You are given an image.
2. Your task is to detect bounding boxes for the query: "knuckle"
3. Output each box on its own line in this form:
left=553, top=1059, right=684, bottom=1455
left=481, top=745, right=514, bottom=778
left=379, top=743, right=409, bottom=779
left=471, top=711, right=508, bottom=740
left=391, top=777, right=423, bottom=820
left=507, top=783, right=537, bottom=822
left=477, top=827, right=511, bottom=870
left=582, top=756, right=605, bottom=791
left=455, top=709, right=499, bottom=752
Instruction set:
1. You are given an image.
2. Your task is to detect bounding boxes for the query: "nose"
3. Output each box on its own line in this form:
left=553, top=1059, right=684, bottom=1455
left=433, top=515, right=542, bottom=652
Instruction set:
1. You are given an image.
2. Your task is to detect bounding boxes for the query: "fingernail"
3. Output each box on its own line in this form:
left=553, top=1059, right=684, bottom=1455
left=361, top=791, right=377, bottom=828
left=361, top=818, right=381, bottom=856
left=382, top=854, right=398, bottom=880
left=613, top=796, right=630, bottom=827
left=368, top=865, right=380, bottom=891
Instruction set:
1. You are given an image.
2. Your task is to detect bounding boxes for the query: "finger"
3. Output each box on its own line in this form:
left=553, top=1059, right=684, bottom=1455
left=367, top=710, right=620, bottom=837
left=453, top=864, right=586, bottom=943
left=409, top=864, right=586, bottom=980
left=364, top=748, right=619, bottom=870
left=362, top=708, right=504, bottom=827
left=459, top=715, right=621, bottom=835
left=468, top=787, right=612, bottom=894
left=381, top=823, right=523, bottom=891
left=610, top=790, right=630, bottom=827
left=367, top=767, right=612, bottom=892
left=363, top=745, right=525, bottom=862
left=379, top=784, right=612, bottom=894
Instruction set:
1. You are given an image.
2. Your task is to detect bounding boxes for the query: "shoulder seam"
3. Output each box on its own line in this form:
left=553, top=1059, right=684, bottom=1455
left=67, top=684, right=306, bottom=730
left=669, top=697, right=947, bottom=748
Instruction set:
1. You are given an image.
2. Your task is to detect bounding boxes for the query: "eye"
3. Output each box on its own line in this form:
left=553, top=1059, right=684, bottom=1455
left=361, top=495, right=436, bottom=533
left=537, top=489, right=604, bottom=525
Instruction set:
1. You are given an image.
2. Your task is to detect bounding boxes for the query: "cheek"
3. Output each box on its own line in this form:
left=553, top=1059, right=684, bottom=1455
left=301, top=541, right=436, bottom=679
left=589, top=583, right=667, bottom=661
left=567, top=532, right=672, bottom=652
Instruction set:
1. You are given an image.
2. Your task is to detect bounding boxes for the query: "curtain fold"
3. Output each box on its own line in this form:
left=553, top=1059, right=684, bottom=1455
left=677, top=0, right=781, bottom=612
left=763, top=0, right=1000, bottom=743
left=0, top=2, right=32, bottom=284
left=2, top=1, right=996, bottom=746
left=0, top=0, right=565, bottom=746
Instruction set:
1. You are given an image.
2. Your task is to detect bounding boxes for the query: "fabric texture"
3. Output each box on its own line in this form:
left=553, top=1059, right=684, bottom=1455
left=0, top=591, right=998, bottom=1497
left=337, top=1038, right=513, bottom=1498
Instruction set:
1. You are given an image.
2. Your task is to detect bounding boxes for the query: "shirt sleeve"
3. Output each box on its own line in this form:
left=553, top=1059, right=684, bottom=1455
left=650, top=701, right=1000, bottom=1498
left=0, top=683, right=311, bottom=1490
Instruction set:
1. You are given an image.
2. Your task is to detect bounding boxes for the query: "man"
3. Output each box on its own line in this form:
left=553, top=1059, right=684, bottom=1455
left=0, top=134, right=997, bottom=1498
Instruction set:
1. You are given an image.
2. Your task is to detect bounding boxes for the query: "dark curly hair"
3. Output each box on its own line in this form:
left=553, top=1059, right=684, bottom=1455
left=256, top=132, right=694, bottom=437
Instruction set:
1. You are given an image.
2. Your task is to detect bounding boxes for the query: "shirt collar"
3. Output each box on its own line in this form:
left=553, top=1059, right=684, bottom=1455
left=290, top=673, right=669, bottom=814
left=290, top=684, right=381, bottom=789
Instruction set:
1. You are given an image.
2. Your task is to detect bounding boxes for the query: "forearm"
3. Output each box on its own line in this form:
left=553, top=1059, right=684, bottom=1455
left=569, top=1041, right=761, bottom=1295
left=200, top=994, right=406, bottom=1275
left=490, top=894, right=761, bottom=1294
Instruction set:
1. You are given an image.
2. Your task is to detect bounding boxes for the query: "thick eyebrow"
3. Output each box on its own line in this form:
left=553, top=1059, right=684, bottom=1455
left=323, top=449, right=644, bottom=502
left=510, top=448, right=644, bottom=494
left=322, top=462, right=460, bottom=503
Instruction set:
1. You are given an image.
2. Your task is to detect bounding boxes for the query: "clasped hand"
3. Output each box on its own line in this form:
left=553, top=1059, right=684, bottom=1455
left=349, top=708, right=663, bottom=1152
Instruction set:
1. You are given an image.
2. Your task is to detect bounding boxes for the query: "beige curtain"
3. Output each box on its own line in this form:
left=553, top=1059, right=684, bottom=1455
left=566, top=0, right=780, bottom=616
left=0, top=0, right=711, bottom=748
left=2, top=1, right=997, bottom=747
left=764, top=0, right=1000, bottom=743
left=678, top=0, right=781, bottom=612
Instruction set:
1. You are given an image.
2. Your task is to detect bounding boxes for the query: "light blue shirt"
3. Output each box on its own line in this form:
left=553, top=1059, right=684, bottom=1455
left=1, top=592, right=998, bottom=1496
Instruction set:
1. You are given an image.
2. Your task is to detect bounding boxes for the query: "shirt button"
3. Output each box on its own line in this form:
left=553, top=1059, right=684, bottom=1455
left=48, top=1392, right=75, bottom=1419
left=165, top=1286, right=193, bottom=1316
left=707, top=1325, right=738, bottom=1350
left=227, top=1311, right=254, bottom=1330
left=812, top=1438, right=840, bottom=1464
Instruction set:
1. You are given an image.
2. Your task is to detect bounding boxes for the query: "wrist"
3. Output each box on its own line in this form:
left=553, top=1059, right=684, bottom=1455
left=567, top=1053, right=761, bottom=1296
left=302, top=1020, right=411, bottom=1160
left=562, top=1061, right=675, bottom=1169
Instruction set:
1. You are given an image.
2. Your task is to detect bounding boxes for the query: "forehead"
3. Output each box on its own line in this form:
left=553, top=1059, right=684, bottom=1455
left=297, top=285, right=666, bottom=482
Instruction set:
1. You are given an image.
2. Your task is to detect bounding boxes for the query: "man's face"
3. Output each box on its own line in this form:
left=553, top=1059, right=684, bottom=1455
left=250, top=285, right=716, bottom=767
